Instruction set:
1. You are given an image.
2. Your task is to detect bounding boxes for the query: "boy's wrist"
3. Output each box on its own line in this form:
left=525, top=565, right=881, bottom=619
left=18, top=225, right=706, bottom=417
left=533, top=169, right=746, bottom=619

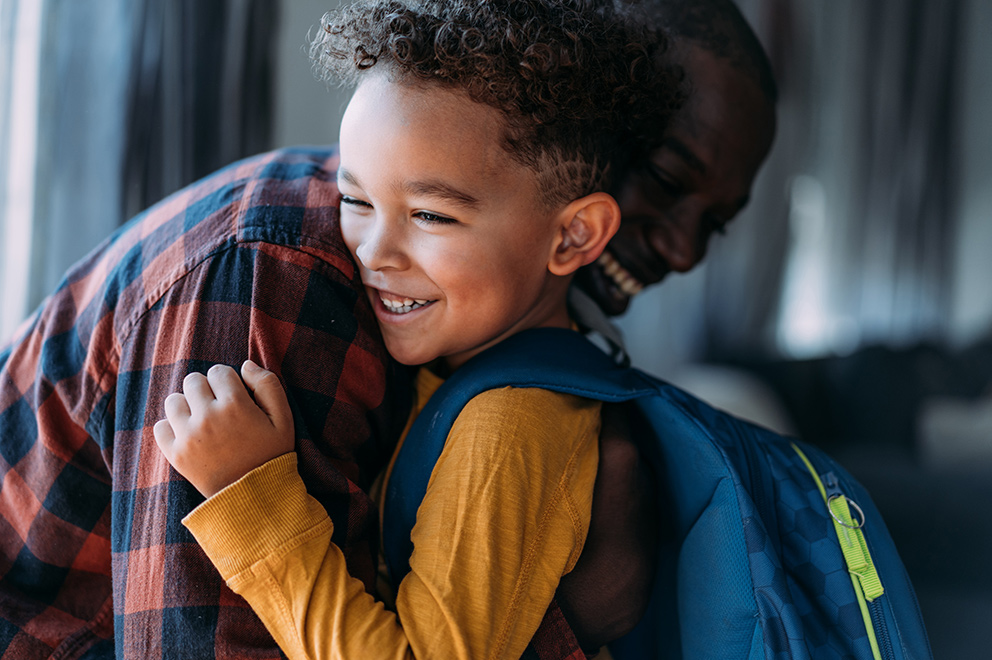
left=182, top=452, right=332, bottom=580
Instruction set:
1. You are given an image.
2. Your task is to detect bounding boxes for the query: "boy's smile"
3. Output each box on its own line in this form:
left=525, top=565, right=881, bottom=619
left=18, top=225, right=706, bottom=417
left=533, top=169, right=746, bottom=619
left=337, top=74, right=574, bottom=369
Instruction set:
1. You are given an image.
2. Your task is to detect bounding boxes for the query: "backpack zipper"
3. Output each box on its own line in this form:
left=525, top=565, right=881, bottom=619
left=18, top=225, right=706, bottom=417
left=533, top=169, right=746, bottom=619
left=868, top=598, right=896, bottom=660
left=792, top=444, right=895, bottom=660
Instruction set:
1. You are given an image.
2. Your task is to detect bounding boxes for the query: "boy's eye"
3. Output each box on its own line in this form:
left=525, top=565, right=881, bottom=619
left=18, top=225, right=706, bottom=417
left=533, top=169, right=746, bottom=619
left=340, top=195, right=372, bottom=208
left=414, top=211, right=458, bottom=225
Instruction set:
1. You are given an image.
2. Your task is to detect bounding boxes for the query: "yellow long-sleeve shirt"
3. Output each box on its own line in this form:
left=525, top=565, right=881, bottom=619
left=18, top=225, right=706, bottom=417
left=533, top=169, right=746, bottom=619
left=183, top=366, right=600, bottom=660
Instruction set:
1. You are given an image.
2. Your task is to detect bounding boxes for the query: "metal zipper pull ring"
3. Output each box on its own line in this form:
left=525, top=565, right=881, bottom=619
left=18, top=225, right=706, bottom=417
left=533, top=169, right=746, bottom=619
left=828, top=494, right=866, bottom=529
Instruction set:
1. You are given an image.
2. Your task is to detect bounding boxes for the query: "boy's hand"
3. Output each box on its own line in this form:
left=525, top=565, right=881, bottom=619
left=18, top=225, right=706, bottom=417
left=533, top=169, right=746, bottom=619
left=154, top=360, right=295, bottom=498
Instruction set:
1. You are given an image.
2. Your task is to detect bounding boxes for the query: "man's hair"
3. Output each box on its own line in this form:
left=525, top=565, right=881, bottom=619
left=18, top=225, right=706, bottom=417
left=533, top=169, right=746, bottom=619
left=310, top=0, right=682, bottom=207
left=643, top=0, right=777, bottom=103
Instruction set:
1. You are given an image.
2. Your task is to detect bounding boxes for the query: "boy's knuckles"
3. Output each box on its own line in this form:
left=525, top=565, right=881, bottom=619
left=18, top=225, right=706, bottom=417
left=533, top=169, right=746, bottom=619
left=210, top=397, right=242, bottom=418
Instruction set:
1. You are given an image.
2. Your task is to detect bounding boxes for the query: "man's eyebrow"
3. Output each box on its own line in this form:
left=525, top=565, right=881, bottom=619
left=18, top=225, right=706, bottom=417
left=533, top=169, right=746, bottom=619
left=661, top=137, right=707, bottom=175
left=403, top=180, right=482, bottom=210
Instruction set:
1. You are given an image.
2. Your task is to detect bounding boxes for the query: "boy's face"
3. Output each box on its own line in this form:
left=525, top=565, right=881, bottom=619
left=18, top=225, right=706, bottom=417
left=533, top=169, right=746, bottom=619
left=337, top=75, right=569, bottom=369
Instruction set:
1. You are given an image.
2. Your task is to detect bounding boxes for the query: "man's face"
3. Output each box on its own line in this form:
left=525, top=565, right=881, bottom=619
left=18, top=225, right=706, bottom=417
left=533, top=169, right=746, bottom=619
left=577, top=45, right=776, bottom=316
left=337, top=75, right=566, bottom=369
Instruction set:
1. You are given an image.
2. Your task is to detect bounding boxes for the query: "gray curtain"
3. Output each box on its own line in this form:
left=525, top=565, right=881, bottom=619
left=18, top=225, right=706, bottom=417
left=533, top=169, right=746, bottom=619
left=0, top=0, right=278, bottom=340
left=122, top=0, right=278, bottom=219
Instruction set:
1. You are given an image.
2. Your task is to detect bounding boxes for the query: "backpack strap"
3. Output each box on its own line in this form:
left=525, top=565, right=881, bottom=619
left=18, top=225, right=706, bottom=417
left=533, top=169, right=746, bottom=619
left=382, top=327, right=659, bottom=583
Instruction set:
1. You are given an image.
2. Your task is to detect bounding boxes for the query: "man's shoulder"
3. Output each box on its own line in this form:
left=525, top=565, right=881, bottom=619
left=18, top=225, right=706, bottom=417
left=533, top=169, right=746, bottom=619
left=202, top=145, right=341, bottom=202
left=145, top=145, right=342, bottom=245
left=101, top=145, right=347, bottom=291
left=43, top=146, right=350, bottom=353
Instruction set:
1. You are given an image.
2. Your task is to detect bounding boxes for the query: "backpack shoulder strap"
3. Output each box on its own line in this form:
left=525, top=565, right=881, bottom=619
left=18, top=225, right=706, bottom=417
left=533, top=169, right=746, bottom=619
left=382, top=327, right=660, bottom=582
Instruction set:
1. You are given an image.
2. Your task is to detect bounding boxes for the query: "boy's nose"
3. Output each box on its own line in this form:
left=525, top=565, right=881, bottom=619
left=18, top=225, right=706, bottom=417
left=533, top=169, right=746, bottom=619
left=355, top=219, right=408, bottom=271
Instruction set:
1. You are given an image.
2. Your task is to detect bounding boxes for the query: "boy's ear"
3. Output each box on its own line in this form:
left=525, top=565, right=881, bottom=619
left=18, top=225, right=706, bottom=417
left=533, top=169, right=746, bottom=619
left=548, top=192, right=621, bottom=277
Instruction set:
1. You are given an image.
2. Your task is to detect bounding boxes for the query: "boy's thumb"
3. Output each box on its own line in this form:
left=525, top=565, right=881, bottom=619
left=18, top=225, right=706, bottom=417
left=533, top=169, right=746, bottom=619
left=241, top=360, right=292, bottom=431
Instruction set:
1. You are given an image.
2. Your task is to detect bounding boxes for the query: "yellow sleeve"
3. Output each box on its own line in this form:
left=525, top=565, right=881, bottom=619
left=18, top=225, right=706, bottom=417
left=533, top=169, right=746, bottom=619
left=400, top=386, right=600, bottom=659
left=183, top=452, right=414, bottom=660
left=183, top=388, right=599, bottom=660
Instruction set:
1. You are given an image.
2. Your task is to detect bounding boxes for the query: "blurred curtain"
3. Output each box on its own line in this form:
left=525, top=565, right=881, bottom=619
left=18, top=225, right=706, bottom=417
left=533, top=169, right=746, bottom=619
left=122, top=0, right=278, bottom=219
left=710, top=0, right=964, bottom=360
left=0, top=0, right=278, bottom=342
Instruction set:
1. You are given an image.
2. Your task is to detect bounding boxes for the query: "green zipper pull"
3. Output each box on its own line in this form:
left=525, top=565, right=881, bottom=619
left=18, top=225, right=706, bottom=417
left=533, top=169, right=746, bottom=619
left=822, top=471, right=885, bottom=601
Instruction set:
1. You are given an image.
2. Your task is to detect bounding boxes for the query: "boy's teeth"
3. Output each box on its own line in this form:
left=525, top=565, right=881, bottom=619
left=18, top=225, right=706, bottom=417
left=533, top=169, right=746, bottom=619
left=380, top=293, right=432, bottom=314
left=597, top=252, right=643, bottom=297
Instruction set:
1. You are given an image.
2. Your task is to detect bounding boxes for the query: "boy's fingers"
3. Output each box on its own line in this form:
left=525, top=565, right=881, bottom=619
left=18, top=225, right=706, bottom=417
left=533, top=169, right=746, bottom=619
left=205, top=364, right=248, bottom=404
left=164, top=392, right=191, bottom=432
left=182, top=372, right=214, bottom=415
left=153, top=418, right=176, bottom=455
left=241, top=360, right=292, bottom=432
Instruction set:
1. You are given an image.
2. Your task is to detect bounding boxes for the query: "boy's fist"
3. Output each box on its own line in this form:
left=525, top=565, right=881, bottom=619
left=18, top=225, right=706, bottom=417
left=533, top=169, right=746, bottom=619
left=154, top=360, right=295, bottom=498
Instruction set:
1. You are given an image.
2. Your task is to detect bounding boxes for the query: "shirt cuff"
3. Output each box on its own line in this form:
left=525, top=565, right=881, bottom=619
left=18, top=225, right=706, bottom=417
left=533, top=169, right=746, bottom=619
left=182, top=452, right=333, bottom=581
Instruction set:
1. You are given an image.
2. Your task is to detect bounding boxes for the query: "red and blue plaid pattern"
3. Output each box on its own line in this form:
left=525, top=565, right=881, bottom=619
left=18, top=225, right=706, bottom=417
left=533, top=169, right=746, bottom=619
left=0, top=147, right=404, bottom=659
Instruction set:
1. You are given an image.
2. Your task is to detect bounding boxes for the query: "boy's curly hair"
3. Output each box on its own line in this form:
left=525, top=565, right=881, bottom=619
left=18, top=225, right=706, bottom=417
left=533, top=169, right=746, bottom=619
left=310, top=0, right=683, bottom=207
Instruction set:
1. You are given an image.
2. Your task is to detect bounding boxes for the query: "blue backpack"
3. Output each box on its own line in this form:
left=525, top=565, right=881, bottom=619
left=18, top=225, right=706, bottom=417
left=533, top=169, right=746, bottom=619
left=383, top=328, right=932, bottom=660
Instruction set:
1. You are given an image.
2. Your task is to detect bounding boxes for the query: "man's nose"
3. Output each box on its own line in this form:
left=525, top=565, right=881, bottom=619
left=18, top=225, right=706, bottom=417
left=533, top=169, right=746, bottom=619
left=355, top=218, right=408, bottom=271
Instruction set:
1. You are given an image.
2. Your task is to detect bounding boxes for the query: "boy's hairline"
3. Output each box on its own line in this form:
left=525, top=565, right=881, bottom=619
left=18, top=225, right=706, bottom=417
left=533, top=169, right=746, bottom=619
left=341, top=68, right=605, bottom=212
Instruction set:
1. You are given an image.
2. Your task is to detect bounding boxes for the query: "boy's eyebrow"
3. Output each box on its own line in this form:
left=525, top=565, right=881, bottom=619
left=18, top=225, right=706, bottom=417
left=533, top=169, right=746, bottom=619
left=403, top=180, right=482, bottom=210
left=338, top=168, right=361, bottom=188
left=338, top=168, right=482, bottom=210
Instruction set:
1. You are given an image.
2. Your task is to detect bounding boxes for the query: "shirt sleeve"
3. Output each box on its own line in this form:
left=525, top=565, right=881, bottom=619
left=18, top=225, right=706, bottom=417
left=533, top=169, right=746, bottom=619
left=183, top=386, right=600, bottom=660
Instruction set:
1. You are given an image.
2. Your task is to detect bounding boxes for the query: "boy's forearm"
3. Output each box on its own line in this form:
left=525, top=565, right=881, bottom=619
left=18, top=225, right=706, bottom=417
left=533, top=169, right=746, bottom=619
left=184, top=453, right=415, bottom=660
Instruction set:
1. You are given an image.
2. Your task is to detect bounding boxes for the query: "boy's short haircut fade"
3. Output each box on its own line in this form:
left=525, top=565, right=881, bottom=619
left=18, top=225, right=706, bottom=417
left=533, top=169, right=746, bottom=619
left=310, top=0, right=683, bottom=208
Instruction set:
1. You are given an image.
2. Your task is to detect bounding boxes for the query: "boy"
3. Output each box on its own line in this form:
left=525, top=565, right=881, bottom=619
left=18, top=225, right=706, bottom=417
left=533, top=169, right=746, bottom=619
left=154, top=1, right=679, bottom=658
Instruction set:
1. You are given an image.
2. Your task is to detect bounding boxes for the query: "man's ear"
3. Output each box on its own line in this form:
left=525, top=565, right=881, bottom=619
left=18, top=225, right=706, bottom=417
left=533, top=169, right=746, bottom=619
left=548, top=192, right=621, bottom=277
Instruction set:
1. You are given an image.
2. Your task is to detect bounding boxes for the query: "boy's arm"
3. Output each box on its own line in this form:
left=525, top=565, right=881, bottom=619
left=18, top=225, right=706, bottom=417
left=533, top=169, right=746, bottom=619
left=172, top=381, right=597, bottom=660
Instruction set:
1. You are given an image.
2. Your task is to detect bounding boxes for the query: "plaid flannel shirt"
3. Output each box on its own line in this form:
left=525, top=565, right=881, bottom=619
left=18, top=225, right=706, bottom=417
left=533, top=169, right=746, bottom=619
left=0, top=146, right=585, bottom=659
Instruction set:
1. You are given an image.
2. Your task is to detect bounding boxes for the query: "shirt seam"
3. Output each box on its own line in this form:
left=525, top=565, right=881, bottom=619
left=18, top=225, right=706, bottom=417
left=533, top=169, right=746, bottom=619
left=491, top=427, right=591, bottom=659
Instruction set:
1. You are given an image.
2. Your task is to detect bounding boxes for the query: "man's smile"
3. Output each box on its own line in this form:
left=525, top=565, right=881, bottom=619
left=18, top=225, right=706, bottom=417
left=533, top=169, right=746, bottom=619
left=596, top=251, right=644, bottom=298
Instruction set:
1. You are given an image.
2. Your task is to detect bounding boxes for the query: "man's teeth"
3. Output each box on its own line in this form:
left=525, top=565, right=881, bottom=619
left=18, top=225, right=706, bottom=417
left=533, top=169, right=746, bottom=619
left=597, top=252, right=643, bottom=296
left=380, top=295, right=432, bottom=314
